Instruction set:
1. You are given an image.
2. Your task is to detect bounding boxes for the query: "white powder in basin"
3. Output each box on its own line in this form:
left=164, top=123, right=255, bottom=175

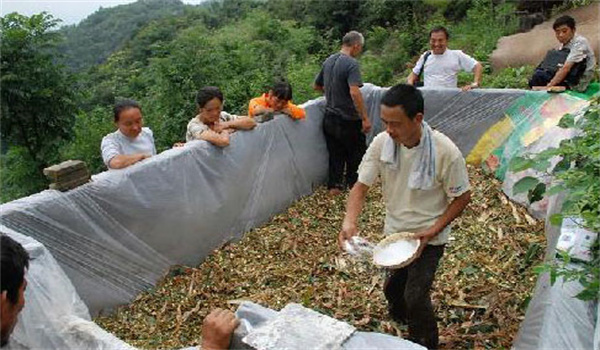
left=373, top=240, right=419, bottom=266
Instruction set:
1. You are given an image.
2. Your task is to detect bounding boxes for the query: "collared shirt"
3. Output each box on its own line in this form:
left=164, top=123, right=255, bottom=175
left=413, top=49, right=478, bottom=88
left=101, top=128, right=156, bottom=168
left=185, top=112, right=240, bottom=142
left=357, top=130, right=470, bottom=245
left=561, top=34, right=596, bottom=92
left=248, top=94, right=305, bottom=120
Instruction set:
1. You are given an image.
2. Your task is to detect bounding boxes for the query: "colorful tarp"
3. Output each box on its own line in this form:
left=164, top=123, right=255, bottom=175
left=469, top=88, right=593, bottom=180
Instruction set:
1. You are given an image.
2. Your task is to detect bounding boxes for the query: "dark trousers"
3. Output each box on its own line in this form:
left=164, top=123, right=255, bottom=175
left=384, top=244, right=445, bottom=350
left=322, top=112, right=366, bottom=190
left=529, top=68, right=569, bottom=88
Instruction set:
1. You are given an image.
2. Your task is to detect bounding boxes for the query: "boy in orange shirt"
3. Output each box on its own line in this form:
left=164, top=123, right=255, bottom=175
left=248, top=82, right=305, bottom=121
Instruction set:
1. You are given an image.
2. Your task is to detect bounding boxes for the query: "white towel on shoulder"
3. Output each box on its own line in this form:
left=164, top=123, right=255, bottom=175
left=380, top=121, right=436, bottom=190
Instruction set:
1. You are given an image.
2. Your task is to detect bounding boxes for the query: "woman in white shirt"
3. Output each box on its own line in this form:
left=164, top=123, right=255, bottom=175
left=185, top=86, right=256, bottom=147
left=101, top=99, right=156, bottom=169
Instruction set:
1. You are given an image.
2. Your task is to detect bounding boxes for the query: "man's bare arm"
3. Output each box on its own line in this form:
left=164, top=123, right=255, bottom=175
left=339, top=182, right=370, bottom=249
left=473, top=62, right=483, bottom=86
left=349, top=85, right=371, bottom=133
left=201, top=309, right=239, bottom=350
left=413, top=190, right=471, bottom=245
left=109, top=153, right=150, bottom=169
left=548, top=61, right=575, bottom=87
left=407, top=71, right=419, bottom=86
left=462, top=63, right=483, bottom=91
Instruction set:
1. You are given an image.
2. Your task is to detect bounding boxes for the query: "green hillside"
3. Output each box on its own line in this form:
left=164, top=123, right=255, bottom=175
left=58, top=0, right=187, bottom=72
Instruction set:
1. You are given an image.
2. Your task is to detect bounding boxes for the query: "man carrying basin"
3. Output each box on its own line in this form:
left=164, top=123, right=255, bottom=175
left=338, top=84, right=471, bottom=349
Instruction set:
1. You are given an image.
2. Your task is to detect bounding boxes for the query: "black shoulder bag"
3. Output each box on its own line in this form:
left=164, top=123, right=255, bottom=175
left=414, top=51, right=432, bottom=87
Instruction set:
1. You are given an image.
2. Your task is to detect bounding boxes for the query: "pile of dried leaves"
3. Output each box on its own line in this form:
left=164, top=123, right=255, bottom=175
left=96, top=165, right=545, bottom=349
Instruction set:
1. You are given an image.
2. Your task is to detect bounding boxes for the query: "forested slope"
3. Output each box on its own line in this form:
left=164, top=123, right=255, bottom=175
left=58, top=0, right=187, bottom=72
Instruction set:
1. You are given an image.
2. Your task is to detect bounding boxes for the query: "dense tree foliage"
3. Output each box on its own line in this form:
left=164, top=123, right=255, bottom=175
left=1, top=12, right=77, bottom=201
left=2, top=0, right=532, bottom=202
left=59, top=0, right=186, bottom=71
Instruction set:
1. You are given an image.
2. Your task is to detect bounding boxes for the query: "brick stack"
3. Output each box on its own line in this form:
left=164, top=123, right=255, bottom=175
left=43, top=160, right=91, bottom=192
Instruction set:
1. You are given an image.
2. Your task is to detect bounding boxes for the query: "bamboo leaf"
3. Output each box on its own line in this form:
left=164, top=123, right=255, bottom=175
left=513, top=176, right=539, bottom=195
left=558, top=113, right=574, bottom=129
left=549, top=213, right=563, bottom=226
left=528, top=182, right=546, bottom=203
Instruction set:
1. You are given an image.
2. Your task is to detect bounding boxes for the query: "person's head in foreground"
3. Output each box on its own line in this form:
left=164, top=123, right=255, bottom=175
left=429, top=26, right=449, bottom=55
left=553, top=15, right=576, bottom=45
left=196, top=86, right=225, bottom=125
left=342, top=31, right=364, bottom=58
left=114, top=99, right=144, bottom=139
left=380, top=84, right=424, bottom=148
left=1, top=235, right=29, bottom=347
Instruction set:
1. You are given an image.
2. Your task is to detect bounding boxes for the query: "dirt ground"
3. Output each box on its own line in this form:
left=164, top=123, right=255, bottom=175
left=491, top=3, right=599, bottom=70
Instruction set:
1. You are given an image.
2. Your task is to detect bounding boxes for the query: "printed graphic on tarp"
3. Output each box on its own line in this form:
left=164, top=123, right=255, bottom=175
left=481, top=92, right=588, bottom=180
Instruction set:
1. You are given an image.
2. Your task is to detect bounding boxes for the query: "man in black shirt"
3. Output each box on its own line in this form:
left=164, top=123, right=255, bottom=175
left=314, top=31, right=371, bottom=195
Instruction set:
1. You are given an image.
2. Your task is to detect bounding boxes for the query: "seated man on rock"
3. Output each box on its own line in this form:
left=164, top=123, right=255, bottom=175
left=0, top=235, right=239, bottom=350
left=529, top=15, right=596, bottom=92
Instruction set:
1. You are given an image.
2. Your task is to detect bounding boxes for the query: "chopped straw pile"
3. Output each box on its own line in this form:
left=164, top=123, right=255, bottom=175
left=96, top=166, right=546, bottom=349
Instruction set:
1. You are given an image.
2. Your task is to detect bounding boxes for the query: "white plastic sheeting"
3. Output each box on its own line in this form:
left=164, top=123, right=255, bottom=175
left=1, top=228, right=135, bottom=349
left=0, top=87, right=532, bottom=315
left=0, top=100, right=328, bottom=315
left=361, top=84, right=526, bottom=154
left=241, top=303, right=356, bottom=350
left=0, top=85, right=592, bottom=348
left=512, top=194, right=598, bottom=350
left=232, top=302, right=425, bottom=350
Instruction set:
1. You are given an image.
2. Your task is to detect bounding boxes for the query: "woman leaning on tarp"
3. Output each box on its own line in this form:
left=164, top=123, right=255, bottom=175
left=185, top=86, right=256, bottom=147
left=100, top=99, right=157, bottom=170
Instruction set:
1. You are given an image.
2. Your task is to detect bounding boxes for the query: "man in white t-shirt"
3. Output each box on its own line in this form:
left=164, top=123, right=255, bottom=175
left=407, top=26, right=483, bottom=90
left=338, top=84, right=471, bottom=349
